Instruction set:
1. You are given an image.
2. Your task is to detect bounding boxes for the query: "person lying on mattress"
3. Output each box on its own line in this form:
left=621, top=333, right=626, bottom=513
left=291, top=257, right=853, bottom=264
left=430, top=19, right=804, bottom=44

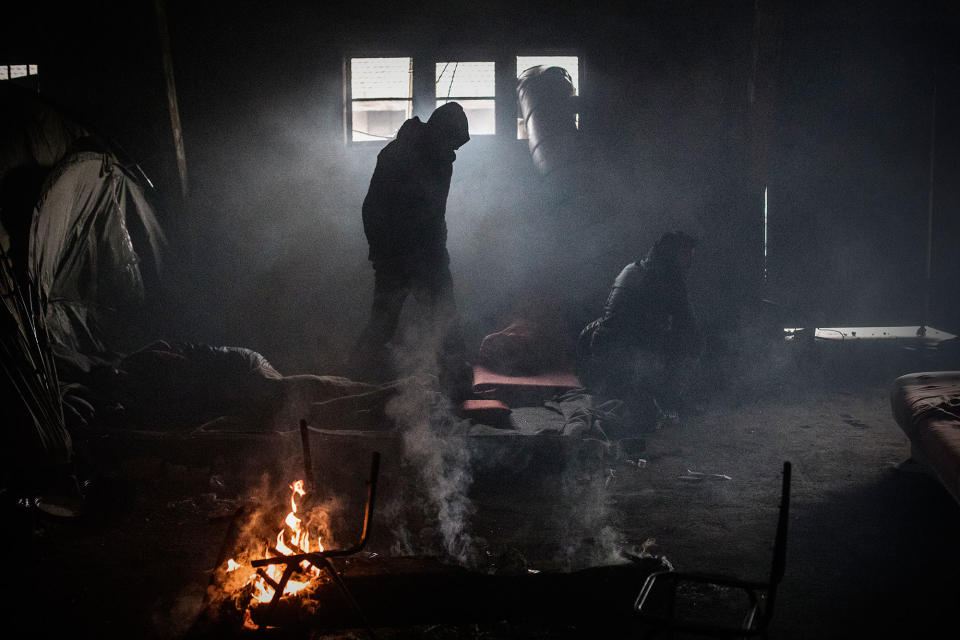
left=577, top=231, right=702, bottom=432
left=76, top=340, right=410, bottom=431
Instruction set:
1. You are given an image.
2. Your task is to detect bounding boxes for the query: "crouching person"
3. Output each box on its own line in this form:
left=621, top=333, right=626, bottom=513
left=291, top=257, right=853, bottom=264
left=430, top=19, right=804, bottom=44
left=578, top=231, right=702, bottom=432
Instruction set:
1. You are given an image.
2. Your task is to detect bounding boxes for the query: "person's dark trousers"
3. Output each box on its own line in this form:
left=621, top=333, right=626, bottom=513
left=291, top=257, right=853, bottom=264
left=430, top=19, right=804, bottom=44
left=578, top=331, right=664, bottom=434
left=351, top=259, right=466, bottom=390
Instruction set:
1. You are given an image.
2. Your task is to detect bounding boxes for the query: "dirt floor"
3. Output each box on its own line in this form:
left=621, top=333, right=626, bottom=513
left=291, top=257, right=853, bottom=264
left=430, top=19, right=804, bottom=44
left=9, top=340, right=960, bottom=639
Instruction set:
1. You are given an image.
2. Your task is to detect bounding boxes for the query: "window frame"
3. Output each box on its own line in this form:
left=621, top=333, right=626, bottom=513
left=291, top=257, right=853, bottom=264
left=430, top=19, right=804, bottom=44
left=343, top=55, right=414, bottom=144
left=343, top=50, right=583, bottom=146
left=434, top=60, right=497, bottom=137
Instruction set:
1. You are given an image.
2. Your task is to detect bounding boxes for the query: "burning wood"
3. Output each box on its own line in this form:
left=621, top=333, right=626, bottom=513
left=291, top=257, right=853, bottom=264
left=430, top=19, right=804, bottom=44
left=197, top=450, right=380, bottom=632
left=191, top=446, right=665, bottom=637
left=226, top=479, right=323, bottom=606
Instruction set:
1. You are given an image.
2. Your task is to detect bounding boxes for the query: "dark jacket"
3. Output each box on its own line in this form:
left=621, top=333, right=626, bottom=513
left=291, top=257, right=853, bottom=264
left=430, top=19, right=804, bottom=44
left=361, top=117, right=456, bottom=268
left=587, top=253, right=698, bottom=357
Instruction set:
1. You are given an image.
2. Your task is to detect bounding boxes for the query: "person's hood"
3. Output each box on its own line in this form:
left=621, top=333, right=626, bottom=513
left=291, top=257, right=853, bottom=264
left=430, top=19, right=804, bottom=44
left=642, top=231, right=697, bottom=271
left=428, top=102, right=470, bottom=150
left=395, top=116, right=425, bottom=142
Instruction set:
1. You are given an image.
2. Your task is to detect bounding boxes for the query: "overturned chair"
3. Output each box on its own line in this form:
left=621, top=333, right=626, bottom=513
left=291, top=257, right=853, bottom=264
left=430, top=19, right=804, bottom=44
left=633, top=461, right=791, bottom=639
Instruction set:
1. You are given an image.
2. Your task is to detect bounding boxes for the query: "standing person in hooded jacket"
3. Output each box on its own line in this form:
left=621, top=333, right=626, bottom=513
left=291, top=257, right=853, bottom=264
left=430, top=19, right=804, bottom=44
left=350, top=102, right=470, bottom=394
left=578, top=231, right=702, bottom=431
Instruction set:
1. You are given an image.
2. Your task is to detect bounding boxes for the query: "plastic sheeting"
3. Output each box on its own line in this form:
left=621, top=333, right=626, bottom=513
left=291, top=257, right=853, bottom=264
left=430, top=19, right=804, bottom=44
left=28, top=150, right=165, bottom=353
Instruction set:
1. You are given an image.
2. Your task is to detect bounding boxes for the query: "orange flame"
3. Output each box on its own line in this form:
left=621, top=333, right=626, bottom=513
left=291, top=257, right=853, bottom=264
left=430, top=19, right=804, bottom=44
left=225, top=479, right=326, bottom=608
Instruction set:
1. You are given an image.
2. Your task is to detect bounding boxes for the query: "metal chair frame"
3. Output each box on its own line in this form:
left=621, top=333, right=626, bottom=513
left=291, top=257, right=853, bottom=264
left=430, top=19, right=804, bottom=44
left=634, top=461, right=791, bottom=639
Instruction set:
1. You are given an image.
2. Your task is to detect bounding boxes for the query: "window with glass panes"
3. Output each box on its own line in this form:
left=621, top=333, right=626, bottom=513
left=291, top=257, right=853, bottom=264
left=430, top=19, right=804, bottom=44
left=345, top=55, right=581, bottom=143
left=349, top=57, right=413, bottom=142
left=435, top=61, right=496, bottom=136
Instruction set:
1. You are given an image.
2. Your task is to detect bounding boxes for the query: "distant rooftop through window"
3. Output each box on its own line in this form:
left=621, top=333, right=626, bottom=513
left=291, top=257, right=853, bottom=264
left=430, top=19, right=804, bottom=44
left=436, top=61, right=496, bottom=136
left=0, top=64, right=39, bottom=81
left=350, top=57, right=412, bottom=99
left=345, top=54, right=582, bottom=143
left=349, top=57, right=413, bottom=142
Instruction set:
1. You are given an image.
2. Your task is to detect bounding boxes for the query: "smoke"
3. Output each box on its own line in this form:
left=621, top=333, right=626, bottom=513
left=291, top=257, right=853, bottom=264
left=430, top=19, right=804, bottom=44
left=545, top=440, right=630, bottom=571
left=370, top=310, right=475, bottom=564
left=389, top=389, right=477, bottom=564
left=168, top=67, right=718, bottom=376
left=379, top=317, right=479, bottom=566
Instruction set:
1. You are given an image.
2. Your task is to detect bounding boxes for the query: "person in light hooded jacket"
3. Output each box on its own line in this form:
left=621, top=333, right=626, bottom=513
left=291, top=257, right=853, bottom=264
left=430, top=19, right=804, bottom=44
left=351, top=102, right=470, bottom=394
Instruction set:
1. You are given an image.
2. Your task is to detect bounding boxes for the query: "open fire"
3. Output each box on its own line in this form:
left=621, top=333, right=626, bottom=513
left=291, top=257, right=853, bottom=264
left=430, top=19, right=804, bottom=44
left=208, top=447, right=381, bottom=631
left=193, top=447, right=667, bottom=636
left=225, top=479, right=325, bottom=609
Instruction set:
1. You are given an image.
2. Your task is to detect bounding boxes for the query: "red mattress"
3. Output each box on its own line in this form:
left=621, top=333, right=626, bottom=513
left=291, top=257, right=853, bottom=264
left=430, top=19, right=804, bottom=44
left=471, top=365, right=582, bottom=407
